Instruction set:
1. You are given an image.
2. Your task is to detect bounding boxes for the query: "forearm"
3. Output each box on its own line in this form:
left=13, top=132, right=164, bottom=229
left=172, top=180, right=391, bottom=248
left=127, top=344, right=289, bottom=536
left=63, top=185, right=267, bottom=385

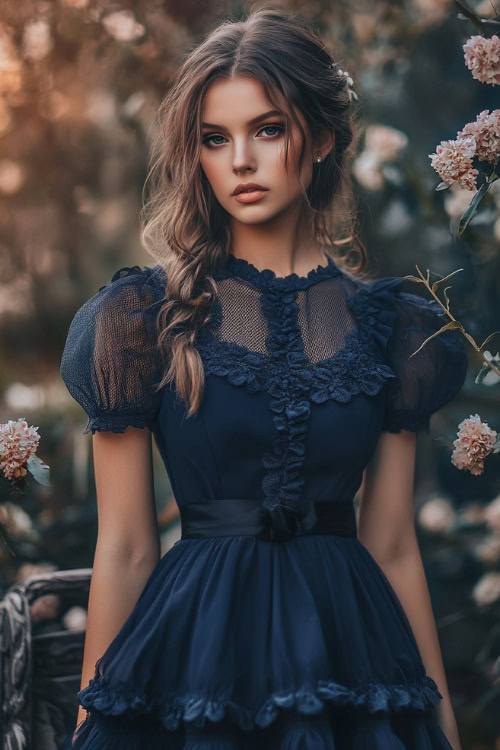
left=75, top=543, right=159, bottom=726
left=379, top=548, right=461, bottom=748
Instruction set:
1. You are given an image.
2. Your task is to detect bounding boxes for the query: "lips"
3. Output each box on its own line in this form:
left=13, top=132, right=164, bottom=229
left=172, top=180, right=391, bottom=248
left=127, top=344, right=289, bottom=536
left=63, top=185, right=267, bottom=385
left=232, top=183, right=269, bottom=196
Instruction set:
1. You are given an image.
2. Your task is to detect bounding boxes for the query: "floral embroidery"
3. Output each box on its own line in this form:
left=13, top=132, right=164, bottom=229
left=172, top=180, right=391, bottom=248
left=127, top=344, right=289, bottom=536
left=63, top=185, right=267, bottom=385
left=198, top=262, right=402, bottom=540
left=77, top=670, right=443, bottom=732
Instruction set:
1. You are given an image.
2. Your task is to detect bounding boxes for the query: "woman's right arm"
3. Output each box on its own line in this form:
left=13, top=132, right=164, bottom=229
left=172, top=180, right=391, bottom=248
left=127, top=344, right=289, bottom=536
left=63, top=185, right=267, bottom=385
left=75, top=425, right=161, bottom=729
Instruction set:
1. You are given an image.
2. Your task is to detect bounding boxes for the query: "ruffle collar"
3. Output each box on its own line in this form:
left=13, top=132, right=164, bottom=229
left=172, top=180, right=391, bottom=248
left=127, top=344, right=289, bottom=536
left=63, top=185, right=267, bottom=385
left=212, top=253, right=342, bottom=290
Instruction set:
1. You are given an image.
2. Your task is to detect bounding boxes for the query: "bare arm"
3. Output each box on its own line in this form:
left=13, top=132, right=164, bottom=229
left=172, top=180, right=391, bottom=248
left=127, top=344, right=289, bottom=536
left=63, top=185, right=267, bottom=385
left=75, top=426, right=161, bottom=729
left=358, top=430, right=462, bottom=750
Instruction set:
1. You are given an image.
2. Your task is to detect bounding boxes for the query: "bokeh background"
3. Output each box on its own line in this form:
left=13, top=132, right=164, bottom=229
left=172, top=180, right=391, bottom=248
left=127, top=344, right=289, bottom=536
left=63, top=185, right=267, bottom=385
left=0, top=1, right=499, bottom=747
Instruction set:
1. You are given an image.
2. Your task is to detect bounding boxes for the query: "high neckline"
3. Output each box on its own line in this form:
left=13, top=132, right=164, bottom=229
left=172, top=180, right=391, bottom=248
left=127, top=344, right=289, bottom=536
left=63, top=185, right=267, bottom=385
left=213, top=252, right=342, bottom=290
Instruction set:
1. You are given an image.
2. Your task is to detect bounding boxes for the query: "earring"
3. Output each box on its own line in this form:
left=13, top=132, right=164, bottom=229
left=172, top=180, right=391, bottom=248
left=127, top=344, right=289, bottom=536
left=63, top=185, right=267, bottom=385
left=316, top=157, right=321, bottom=162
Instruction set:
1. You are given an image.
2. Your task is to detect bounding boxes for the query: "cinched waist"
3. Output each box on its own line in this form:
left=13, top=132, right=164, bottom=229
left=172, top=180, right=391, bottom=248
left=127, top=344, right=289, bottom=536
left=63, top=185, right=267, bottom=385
left=179, top=498, right=357, bottom=543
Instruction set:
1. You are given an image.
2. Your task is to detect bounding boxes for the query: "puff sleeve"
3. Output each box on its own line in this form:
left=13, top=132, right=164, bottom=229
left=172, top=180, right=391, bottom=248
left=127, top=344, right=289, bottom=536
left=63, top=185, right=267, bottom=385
left=60, top=265, right=166, bottom=434
left=382, top=287, right=468, bottom=433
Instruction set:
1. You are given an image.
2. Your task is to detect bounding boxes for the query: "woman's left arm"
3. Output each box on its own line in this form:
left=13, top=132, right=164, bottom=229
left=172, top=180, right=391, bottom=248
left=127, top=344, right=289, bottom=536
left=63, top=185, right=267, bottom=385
left=358, top=429, right=462, bottom=750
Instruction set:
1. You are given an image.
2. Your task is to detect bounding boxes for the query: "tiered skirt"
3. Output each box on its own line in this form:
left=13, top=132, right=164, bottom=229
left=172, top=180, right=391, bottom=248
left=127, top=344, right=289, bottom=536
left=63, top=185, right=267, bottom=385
left=60, top=534, right=452, bottom=749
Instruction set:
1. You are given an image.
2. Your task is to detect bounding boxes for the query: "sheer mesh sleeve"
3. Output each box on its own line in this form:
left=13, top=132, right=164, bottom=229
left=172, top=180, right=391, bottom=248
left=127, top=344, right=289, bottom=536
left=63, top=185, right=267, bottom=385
left=382, top=290, right=468, bottom=433
left=60, top=265, right=166, bottom=434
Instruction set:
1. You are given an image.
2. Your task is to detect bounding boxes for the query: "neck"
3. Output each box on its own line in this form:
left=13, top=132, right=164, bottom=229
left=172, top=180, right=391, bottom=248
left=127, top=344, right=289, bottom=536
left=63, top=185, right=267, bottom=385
left=230, top=215, right=325, bottom=277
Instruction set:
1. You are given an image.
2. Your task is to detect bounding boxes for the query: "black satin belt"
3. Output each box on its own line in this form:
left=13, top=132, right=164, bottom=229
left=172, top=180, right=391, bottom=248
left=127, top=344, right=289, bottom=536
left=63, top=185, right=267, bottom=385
left=179, top=498, right=357, bottom=543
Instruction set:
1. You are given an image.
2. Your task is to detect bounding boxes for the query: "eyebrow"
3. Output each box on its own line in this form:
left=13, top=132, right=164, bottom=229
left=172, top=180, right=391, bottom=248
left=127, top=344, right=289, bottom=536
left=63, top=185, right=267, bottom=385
left=201, top=109, right=283, bottom=130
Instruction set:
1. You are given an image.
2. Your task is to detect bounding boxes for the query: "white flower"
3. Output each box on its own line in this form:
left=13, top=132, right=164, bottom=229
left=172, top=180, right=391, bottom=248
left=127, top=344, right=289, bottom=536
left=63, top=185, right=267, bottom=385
left=451, top=414, right=498, bottom=475
left=22, top=19, right=52, bottom=62
left=472, top=571, right=500, bottom=605
left=102, top=10, right=145, bottom=43
left=484, top=494, right=500, bottom=532
left=418, top=497, right=456, bottom=532
left=63, top=605, right=87, bottom=631
left=0, top=418, right=41, bottom=480
left=0, top=502, right=33, bottom=536
left=474, top=535, right=500, bottom=564
left=336, top=67, right=359, bottom=102
left=463, top=35, right=500, bottom=86
left=429, top=135, right=479, bottom=191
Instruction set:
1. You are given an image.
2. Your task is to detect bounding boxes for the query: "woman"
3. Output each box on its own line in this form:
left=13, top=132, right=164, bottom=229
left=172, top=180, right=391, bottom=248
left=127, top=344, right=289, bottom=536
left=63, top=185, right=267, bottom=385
left=59, top=6, right=467, bottom=749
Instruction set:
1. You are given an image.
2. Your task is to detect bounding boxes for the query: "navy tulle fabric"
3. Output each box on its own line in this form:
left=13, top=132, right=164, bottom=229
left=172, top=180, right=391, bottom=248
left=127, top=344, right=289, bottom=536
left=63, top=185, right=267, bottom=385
left=58, top=253, right=467, bottom=749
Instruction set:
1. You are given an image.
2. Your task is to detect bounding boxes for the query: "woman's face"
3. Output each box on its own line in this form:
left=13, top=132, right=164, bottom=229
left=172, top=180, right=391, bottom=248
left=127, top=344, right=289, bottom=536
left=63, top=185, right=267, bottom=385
left=199, top=75, right=315, bottom=225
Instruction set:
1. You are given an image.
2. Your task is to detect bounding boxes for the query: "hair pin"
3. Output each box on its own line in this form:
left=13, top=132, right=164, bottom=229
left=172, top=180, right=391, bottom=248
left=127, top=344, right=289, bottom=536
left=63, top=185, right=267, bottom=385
left=330, top=62, right=359, bottom=102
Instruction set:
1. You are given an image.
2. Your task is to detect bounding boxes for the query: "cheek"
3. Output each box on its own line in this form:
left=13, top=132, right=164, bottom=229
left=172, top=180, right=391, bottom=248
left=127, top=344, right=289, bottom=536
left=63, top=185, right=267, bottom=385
left=200, top=153, right=214, bottom=180
left=200, top=154, right=225, bottom=195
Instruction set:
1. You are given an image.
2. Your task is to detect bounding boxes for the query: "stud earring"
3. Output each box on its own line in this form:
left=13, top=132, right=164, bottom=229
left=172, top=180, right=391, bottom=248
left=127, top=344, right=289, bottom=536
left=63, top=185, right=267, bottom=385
left=316, top=157, right=321, bottom=163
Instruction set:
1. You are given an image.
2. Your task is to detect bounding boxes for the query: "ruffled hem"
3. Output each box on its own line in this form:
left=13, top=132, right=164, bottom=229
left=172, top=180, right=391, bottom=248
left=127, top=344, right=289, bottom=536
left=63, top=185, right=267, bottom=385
left=76, top=672, right=442, bottom=731
left=69, top=531, right=440, bottom=738
left=83, top=413, right=156, bottom=435
left=60, top=698, right=452, bottom=750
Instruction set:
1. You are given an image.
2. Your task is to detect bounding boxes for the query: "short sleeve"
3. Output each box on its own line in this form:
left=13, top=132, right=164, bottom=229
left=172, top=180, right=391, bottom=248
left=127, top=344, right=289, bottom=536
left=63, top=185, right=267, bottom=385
left=382, top=288, right=468, bottom=433
left=60, top=265, right=167, bottom=434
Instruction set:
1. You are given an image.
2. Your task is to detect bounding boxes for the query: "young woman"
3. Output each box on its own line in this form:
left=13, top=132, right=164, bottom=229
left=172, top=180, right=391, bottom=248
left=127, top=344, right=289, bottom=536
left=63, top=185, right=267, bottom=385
left=59, top=7, right=467, bottom=749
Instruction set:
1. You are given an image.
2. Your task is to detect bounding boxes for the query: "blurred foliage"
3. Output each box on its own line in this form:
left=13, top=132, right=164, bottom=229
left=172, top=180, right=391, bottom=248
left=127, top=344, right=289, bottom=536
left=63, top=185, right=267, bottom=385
left=0, top=0, right=499, bottom=747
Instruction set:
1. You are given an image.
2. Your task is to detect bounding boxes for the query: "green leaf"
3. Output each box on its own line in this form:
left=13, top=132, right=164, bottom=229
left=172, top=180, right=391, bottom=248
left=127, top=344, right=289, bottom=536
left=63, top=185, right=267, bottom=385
left=457, top=181, right=492, bottom=238
left=26, top=455, right=51, bottom=486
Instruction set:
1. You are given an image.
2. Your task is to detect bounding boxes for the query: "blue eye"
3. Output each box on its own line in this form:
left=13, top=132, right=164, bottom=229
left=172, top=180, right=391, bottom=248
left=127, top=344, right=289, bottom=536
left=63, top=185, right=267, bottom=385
left=259, top=125, right=283, bottom=137
left=202, top=124, right=284, bottom=147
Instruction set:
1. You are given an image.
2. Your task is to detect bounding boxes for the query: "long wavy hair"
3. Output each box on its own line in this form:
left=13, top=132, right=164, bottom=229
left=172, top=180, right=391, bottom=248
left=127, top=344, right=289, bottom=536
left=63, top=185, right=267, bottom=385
left=140, top=5, right=366, bottom=417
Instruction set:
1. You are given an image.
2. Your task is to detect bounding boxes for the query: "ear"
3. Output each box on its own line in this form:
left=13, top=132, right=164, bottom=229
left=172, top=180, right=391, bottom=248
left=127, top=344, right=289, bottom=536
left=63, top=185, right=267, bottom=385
left=316, top=129, right=335, bottom=161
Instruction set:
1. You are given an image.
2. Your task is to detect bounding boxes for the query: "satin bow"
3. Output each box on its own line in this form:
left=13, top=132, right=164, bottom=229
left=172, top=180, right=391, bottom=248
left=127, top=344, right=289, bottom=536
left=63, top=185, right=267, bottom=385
left=264, top=502, right=319, bottom=542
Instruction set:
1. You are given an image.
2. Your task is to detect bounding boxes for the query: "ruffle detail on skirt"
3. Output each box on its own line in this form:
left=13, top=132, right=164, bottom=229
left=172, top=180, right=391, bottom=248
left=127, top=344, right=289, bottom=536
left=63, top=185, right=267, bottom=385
left=76, top=671, right=442, bottom=731
left=60, top=703, right=453, bottom=750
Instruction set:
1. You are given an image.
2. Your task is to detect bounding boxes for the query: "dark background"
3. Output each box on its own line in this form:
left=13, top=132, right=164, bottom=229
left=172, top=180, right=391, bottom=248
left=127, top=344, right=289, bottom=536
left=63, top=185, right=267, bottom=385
left=0, top=1, right=499, bottom=746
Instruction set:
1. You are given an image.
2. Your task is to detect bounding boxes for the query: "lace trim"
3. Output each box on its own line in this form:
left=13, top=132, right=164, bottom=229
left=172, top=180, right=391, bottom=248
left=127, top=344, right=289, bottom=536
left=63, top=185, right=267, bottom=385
left=77, top=672, right=443, bottom=731
left=84, top=414, right=155, bottom=435
left=212, top=253, right=342, bottom=290
left=346, top=276, right=403, bottom=358
left=196, top=277, right=401, bottom=534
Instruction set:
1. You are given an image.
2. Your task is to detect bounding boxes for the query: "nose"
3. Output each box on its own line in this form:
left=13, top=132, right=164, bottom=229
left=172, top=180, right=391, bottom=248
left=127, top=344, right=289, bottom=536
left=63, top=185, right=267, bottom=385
left=231, top=141, right=256, bottom=173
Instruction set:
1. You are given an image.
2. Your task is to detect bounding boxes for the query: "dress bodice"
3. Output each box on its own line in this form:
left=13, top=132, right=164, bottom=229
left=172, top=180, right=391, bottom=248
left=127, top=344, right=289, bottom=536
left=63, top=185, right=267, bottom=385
left=59, top=254, right=468, bottom=748
left=60, top=253, right=468, bottom=539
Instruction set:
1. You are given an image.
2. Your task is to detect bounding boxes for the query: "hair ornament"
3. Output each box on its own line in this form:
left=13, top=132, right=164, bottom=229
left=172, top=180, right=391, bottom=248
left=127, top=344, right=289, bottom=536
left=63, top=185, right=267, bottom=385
left=330, top=62, right=359, bottom=102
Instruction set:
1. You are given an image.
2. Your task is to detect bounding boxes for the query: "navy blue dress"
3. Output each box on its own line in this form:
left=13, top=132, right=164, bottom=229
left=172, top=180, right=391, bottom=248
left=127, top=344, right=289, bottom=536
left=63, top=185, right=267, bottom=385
left=59, top=253, right=467, bottom=749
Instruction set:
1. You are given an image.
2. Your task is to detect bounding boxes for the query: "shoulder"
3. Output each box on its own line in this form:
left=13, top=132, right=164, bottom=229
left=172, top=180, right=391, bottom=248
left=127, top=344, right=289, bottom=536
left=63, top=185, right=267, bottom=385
left=65, top=264, right=166, bottom=341
left=97, top=263, right=166, bottom=294
left=61, top=263, right=168, bottom=375
left=60, top=264, right=167, bottom=434
left=93, top=264, right=166, bottom=319
left=356, top=276, right=469, bottom=433
left=347, top=272, right=465, bottom=351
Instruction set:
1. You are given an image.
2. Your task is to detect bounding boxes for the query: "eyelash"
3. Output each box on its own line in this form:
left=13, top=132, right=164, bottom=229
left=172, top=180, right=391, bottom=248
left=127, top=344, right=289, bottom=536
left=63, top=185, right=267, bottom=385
left=202, top=124, right=284, bottom=147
